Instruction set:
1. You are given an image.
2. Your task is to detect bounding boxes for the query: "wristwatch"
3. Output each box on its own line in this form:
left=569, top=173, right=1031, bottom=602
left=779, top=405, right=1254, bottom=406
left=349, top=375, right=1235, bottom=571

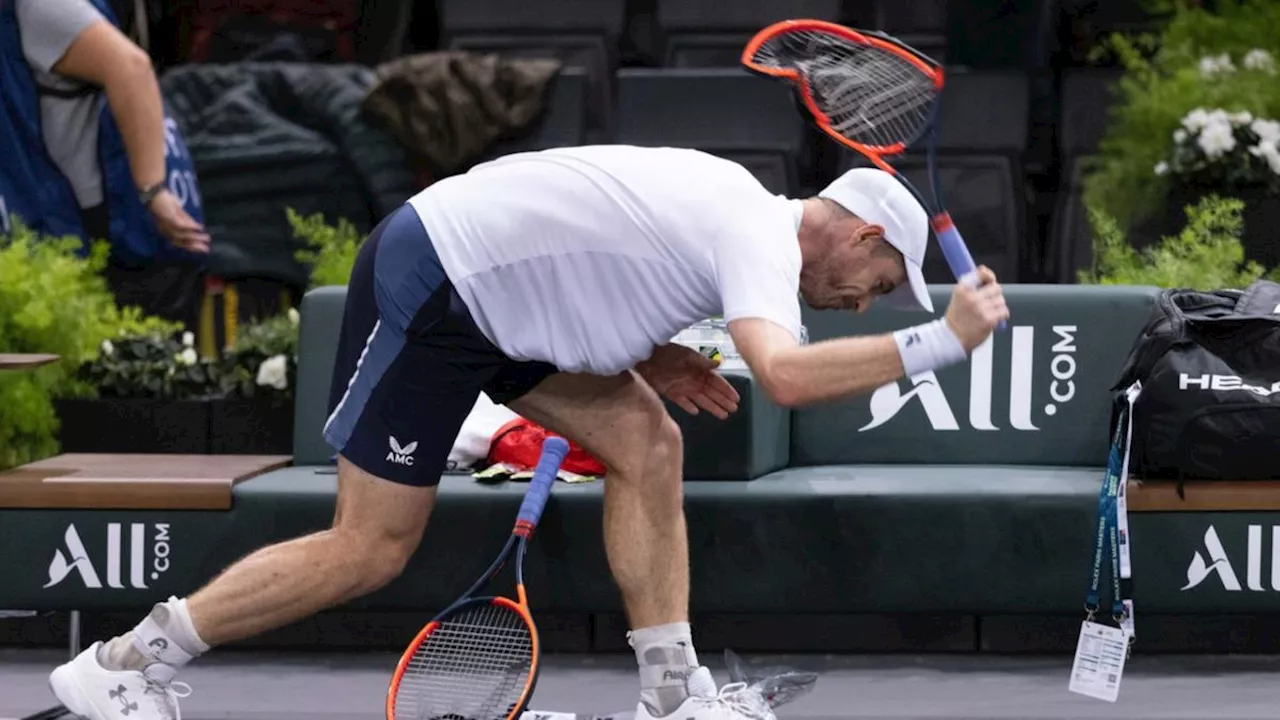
left=138, top=181, right=166, bottom=208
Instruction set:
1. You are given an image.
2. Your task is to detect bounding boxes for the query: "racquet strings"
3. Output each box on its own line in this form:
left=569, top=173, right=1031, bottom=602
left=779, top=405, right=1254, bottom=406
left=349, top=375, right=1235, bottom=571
left=393, top=602, right=534, bottom=720
left=748, top=29, right=938, bottom=150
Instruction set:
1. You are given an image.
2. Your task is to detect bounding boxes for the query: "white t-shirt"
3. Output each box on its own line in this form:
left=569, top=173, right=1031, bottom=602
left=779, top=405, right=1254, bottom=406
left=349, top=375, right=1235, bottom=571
left=408, top=145, right=803, bottom=376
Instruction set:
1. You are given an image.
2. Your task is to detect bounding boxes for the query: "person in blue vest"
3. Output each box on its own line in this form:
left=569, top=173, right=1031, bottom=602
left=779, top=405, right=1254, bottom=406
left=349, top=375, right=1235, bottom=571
left=1, top=0, right=210, bottom=331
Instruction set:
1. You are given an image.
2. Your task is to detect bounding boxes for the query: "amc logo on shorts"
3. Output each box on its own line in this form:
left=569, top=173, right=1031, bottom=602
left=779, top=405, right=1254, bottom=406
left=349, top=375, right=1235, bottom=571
left=857, top=325, right=1082, bottom=433
left=43, top=522, right=174, bottom=591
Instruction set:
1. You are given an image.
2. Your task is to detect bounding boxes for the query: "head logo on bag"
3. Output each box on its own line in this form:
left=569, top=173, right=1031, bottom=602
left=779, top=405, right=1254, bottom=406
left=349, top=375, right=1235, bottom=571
left=858, top=325, right=1081, bottom=432
left=1112, top=280, right=1280, bottom=484
left=1178, top=373, right=1280, bottom=397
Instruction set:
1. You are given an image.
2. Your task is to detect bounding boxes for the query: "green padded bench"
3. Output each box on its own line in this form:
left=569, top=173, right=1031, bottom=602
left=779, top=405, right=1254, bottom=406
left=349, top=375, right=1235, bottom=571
left=14, top=281, right=1276, bottom=625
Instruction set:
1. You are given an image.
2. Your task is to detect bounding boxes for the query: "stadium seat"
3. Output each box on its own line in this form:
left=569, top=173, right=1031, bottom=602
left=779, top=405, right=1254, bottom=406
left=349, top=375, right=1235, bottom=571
left=838, top=68, right=1031, bottom=282
left=438, top=0, right=626, bottom=132
left=612, top=68, right=807, bottom=196
left=482, top=67, right=589, bottom=159
left=1063, top=0, right=1165, bottom=34
left=1058, top=67, right=1123, bottom=161
left=842, top=0, right=948, bottom=62
left=1048, top=68, right=1122, bottom=283
left=1049, top=158, right=1097, bottom=284
left=841, top=153, right=1023, bottom=282
left=655, top=0, right=841, bottom=67
left=930, top=69, right=1032, bottom=154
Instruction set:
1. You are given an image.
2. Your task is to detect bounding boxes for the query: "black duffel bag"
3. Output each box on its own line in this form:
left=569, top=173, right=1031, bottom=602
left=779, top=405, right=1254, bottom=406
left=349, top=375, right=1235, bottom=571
left=1112, top=279, right=1280, bottom=490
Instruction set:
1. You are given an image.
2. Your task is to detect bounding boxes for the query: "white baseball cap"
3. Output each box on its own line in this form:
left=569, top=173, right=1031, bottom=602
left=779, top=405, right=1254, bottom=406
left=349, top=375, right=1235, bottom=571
left=817, top=167, right=933, bottom=313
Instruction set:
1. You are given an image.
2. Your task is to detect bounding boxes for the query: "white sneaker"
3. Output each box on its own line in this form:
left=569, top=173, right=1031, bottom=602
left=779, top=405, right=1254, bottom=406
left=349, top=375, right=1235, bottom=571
left=49, top=641, right=192, bottom=720
left=634, top=667, right=777, bottom=720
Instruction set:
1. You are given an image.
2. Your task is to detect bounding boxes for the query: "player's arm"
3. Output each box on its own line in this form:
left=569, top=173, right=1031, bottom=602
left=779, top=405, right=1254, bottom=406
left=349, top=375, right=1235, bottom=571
left=729, top=318, right=905, bottom=407
left=729, top=266, right=1009, bottom=408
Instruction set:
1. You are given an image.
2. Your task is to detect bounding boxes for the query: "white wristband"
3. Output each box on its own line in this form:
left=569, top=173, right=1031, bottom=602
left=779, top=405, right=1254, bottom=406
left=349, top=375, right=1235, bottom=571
left=893, top=318, right=967, bottom=377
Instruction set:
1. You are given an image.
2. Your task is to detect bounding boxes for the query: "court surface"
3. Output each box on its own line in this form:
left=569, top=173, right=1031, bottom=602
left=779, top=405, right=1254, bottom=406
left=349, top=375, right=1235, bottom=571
left=3, top=648, right=1279, bottom=719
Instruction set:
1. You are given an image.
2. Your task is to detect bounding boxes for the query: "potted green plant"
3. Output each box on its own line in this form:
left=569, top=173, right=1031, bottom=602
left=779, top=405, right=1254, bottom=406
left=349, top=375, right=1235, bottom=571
left=0, top=217, right=188, bottom=468
left=1142, top=103, right=1280, bottom=267
left=289, top=207, right=362, bottom=288
left=1084, top=0, right=1280, bottom=268
left=56, top=328, right=222, bottom=453
left=1080, top=194, right=1279, bottom=289
left=211, top=309, right=300, bottom=454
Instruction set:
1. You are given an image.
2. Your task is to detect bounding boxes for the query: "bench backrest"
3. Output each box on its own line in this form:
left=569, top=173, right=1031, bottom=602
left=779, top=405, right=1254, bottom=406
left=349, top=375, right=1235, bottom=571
left=293, top=286, right=347, bottom=466
left=792, top=284, right=1160, bottom=467
left=295, top=283, right=1163, bottom=470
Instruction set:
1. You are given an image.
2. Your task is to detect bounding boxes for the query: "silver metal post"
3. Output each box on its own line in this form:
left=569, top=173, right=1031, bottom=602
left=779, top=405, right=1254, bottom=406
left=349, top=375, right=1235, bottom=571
left=68, top=610, right=81, bottom=659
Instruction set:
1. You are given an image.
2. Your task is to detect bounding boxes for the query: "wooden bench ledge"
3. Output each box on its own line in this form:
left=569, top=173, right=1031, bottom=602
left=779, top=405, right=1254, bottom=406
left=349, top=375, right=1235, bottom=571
left=0, top=453, right=291, bottom=511
left=0, top=353, right=59, bottom=370
left=1128, top=480, right=1280, bottom=512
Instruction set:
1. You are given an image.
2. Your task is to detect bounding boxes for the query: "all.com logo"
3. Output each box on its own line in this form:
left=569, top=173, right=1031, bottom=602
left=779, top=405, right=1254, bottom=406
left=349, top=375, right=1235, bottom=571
left=45, top=523, right=174, bottom=590
left=859, top=325, right=1080, bottom=432
left=1181, top=525, right=1280, bottom=593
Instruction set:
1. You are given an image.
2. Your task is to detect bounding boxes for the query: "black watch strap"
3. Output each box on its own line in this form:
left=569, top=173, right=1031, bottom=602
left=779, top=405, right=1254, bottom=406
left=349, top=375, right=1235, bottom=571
left=138, top=181, right=166, bottom=207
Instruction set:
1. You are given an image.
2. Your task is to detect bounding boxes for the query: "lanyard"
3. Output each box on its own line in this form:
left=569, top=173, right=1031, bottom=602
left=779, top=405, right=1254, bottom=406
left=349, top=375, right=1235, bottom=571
left=1086, top=381, right=1141, bottom=642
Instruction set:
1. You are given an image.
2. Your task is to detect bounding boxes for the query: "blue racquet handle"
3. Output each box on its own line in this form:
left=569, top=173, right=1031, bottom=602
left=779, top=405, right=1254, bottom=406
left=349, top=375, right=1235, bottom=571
left=516, top=436, right=570, bottom=529
left=932, top=214, right=1007, bottom=331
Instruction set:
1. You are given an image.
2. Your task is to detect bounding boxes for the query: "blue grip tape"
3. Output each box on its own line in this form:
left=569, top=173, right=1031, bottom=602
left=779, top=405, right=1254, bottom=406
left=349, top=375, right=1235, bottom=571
left=935, top=223, right=976, bottom=284
left=934, top=220, right=1007, bottom=331
left=516, top=436, right=570, bottom=528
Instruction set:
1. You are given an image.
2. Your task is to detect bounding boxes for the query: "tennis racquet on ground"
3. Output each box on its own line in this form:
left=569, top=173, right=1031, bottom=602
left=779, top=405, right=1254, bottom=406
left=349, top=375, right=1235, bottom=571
left=385, top=436, right=570, bottom=720
left=742, top=19, right=1004, bottom=327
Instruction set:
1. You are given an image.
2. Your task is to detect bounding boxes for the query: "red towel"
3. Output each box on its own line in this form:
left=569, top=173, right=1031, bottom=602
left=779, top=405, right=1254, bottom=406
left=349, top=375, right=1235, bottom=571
left=486, top=418, right=606, bottom=477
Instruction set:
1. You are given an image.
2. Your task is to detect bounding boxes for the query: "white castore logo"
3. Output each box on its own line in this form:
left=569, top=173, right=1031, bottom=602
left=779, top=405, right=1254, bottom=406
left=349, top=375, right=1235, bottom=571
left=45, top=523, right=172, bottom=590
left=859, top=325, right=1079, bottom=432
left=387, top=436, right=418, bottom=466
left=1182, top=525, right=1280, bottom=592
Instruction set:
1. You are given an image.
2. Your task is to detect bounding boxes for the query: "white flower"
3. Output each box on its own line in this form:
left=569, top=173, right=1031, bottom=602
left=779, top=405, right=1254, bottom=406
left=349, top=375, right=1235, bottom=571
left=1197, top=119, right=1237, bottom=159
left=100, top=339, right=114, bottom=356
left=175, top=347, right=198, bottom=367
left=287, top=307, right=300, bottom=325
left=1173, top=129, right=1188, bottom=144
left=1251, top=118, right=1280, bottom=145
left=256, top=354, right=289, bottom=390
left=1249, top=141, right=1280, bottom=174
left=1228, top=111, right=1254, bottom=127
left=182, top=331, right=195, bottom=348
left=1199, top=53, right=1235, bottom=77
left=1182, top=108, right=1212, bottom=133
left=1154, top=161, right=1170, bottom=176
left=1243, top=48, right=1276, bottom=73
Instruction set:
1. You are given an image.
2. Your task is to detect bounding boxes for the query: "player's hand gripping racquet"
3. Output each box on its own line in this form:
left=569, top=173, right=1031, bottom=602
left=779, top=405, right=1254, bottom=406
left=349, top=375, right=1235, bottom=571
left=742, top=19, right=1005, bottom=329
left=385, top=436, right=571, bottom=720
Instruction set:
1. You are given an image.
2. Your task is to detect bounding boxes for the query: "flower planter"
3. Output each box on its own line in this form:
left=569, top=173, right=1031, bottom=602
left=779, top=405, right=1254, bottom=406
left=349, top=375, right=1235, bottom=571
left=53, top=398, right=212, bottom=454
left=209, top=397, right=294, bottom=455
left=1148, top=186, right=1280, bottom=270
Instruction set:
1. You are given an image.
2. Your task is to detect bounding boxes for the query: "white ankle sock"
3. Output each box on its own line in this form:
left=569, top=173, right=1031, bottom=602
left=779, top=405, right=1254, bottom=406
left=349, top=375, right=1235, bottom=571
left=629, top=622, right=700, bottom=717
left=98, top=596, right=210, bottom=672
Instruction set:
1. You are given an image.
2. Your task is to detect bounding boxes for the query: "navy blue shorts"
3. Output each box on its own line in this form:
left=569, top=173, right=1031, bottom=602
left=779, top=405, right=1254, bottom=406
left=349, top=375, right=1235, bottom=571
left=322, top=204, right=558, bottom=487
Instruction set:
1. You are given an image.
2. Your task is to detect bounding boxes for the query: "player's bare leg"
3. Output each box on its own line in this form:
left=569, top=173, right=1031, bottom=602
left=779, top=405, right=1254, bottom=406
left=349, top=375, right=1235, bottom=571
left=510, top=372, right=768, bottom=719
left=183, top=457, right=435, bottom=644
left=49, top=457, right=435, bottom=720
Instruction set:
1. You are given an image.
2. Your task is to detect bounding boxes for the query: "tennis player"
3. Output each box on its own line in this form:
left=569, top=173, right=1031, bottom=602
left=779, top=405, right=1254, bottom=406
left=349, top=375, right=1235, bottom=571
left=49, top=145, right=1008, bottom=720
